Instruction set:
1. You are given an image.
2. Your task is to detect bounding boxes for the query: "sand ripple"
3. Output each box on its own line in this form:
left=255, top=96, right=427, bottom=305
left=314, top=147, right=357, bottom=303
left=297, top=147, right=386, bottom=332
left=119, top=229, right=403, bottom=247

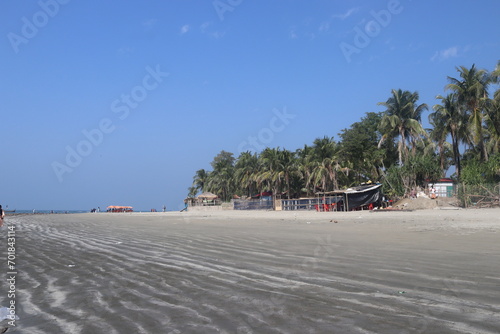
left=1, top=212, right=499, bottom=333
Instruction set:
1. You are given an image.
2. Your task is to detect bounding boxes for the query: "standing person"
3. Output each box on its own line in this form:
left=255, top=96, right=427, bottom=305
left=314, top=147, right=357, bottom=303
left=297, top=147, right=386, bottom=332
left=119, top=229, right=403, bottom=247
left=0, top=205, right=5, bottom=227
left=430, top=185, right=437, bottom=199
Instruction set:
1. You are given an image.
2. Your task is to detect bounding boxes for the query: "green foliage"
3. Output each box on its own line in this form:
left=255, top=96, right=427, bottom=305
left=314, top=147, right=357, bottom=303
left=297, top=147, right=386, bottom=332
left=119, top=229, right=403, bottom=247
left=187, top=186, right=198, bottom=198
left=486, top=153, right=500, bottom=177
left=381, top=155, right=441, bottom=199
left=206, top=151, right=236, bottom=202
left=446, top=64, right=493, bottom=161
left=188, top=61, right=500, bottom=202
left=431, top=93, right=465, bottom=177
left=382, top=165, right=405, bottom=198
left=234, top=151, right=259, bottom=197
left=192, top=169, right=209, bottom=192
left=339, top=112, right=397, bottom=183
left=460, top=160, right=487, bottom=185
left=378, top=89, right=428, bottom=165
left=461, top=153, right=500, bottom=185
left=403, top=154, right=442, bottom=186
left=210, top=150, right=235, bottom=170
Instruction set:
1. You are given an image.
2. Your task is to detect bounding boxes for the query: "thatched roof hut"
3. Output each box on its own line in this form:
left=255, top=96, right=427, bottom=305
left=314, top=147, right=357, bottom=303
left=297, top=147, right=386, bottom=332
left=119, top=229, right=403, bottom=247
left=197, top=192, right=218, bottom=200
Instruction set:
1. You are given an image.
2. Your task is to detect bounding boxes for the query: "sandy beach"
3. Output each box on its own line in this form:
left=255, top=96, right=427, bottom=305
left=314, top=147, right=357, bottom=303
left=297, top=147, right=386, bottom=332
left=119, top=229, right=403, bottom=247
left=1, top=209, right=500, bottom=333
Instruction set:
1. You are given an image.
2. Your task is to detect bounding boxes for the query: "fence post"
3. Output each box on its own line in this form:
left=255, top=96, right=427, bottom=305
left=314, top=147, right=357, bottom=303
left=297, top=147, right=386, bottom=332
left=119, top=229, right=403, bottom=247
left=463, top=183, right=467, bottom=209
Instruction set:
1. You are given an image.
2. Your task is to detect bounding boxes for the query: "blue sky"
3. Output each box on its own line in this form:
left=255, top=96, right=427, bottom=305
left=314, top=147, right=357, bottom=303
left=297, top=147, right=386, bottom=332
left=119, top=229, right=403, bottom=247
left=2, top=0, right=499, bottom=211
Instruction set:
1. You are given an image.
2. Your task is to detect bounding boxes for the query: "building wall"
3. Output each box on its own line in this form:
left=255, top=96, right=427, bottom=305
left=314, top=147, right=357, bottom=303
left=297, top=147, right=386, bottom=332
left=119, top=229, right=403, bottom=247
left=188, top=203, right=233, bottom=211
left=434, top=182, right=454, bottom=198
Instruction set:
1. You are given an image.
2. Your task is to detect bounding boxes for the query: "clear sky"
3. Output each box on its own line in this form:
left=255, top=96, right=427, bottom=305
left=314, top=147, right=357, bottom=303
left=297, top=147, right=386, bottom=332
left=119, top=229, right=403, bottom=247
left=2, top=0, right=499, bottom=211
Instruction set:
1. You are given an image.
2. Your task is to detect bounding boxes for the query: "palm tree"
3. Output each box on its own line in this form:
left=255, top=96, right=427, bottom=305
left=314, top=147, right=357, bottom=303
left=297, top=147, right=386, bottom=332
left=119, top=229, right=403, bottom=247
left=234, top=151, right=259, bottom=197
left=446, top=64, right=491, bottom=161
left=431, top=93, right=466, bottom=177
left=312, top=136, right=337, bottom=160
left=187, top=186, right=198, bottom=198
left=485, top=96, right=500, bottom=155
left=205, top=170, right=228, bottom=201
left=308, top=159, right=338, bottom=192
left=277, top=149, right=298, bottom=199
left=256, top=147, right=283, bottom=199
left=206, top=158, right=235, bottom=202
left=427, top=113, right=448, bottom=176
left=308, top=137, right=342, bottom=191
left=255, top=147, right=300, bottom=199
left=192, top=169, right=209, bottom=192
left=485, top=61, right=500, bottom=155
left=378, top=89, right=428, bottom=165
left=295, top=145, right=314, bottom=195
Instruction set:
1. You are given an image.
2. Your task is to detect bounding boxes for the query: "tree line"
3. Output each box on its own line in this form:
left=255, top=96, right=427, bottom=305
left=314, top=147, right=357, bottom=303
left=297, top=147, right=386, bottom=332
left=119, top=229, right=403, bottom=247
left=190, top=62, right=500, bottom=201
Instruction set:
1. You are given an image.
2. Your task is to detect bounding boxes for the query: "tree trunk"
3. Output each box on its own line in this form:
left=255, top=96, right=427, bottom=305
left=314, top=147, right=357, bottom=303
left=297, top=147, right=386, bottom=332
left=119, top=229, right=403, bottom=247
left=438, top=141, right=444, bottom=177
left=451, top=131, right=461, bottom=178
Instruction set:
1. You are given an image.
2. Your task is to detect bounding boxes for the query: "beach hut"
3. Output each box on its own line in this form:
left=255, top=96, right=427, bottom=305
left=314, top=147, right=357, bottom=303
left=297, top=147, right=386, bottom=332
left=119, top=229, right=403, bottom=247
left=196, top=192, right=218, bottom=200
left=195, top=192, right=220, bottom=206
left=317, top=184, right=383, bottom=211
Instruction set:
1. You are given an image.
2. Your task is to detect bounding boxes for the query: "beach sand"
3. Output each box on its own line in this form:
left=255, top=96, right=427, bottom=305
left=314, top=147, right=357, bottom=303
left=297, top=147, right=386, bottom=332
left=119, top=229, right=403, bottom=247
left=1, top=209, right=499, bottom=333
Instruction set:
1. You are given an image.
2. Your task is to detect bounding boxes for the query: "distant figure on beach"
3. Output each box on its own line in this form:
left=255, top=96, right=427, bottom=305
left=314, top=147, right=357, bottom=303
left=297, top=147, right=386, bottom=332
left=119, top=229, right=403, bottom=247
left=430, top=185, right=437, bottom=199
left=0, top=205, right=5, bottom=227
left=163, top=205, right=166, bottom=212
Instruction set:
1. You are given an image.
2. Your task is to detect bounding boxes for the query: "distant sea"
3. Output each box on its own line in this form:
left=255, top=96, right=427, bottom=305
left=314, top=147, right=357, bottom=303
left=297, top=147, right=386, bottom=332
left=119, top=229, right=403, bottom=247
left=9, top=210, right=88, bottom=214
left=9, top=209, right=176, bottom=214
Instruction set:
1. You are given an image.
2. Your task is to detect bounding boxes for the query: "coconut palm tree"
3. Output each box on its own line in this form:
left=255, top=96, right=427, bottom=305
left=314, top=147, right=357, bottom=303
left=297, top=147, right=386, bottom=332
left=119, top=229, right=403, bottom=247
left=307, top=137, right=342, bottom=191
left=295, top=145, right=314, bottom=195
left=312, top=136, right=337, bottom=161
left=256, top=147, right=283, bottom=199
left=485, top=96, right=500, bottom=155
left=201, top=151, right=237, bottom=201
left=446, top=64, right=491, bottom=161
left=206, top=162, right=234, bottom=202
left=234, top=151, right=259, bottom=197
left=431, top=93, right=466, bottom=177
left=187, top=186, right=198, bottom=198
left=427, top=114, right=448, bottom=176
left=192, top=169, right=209, bottom=192
left=485, top=62, right=500, bottom=154
left=308, top=159, right=337, bottom=192
left=255, top=147, right=300, bottom=199
left=277, top=149, right=298, bottom=199
left=378, top=89, right=428, bottom=165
